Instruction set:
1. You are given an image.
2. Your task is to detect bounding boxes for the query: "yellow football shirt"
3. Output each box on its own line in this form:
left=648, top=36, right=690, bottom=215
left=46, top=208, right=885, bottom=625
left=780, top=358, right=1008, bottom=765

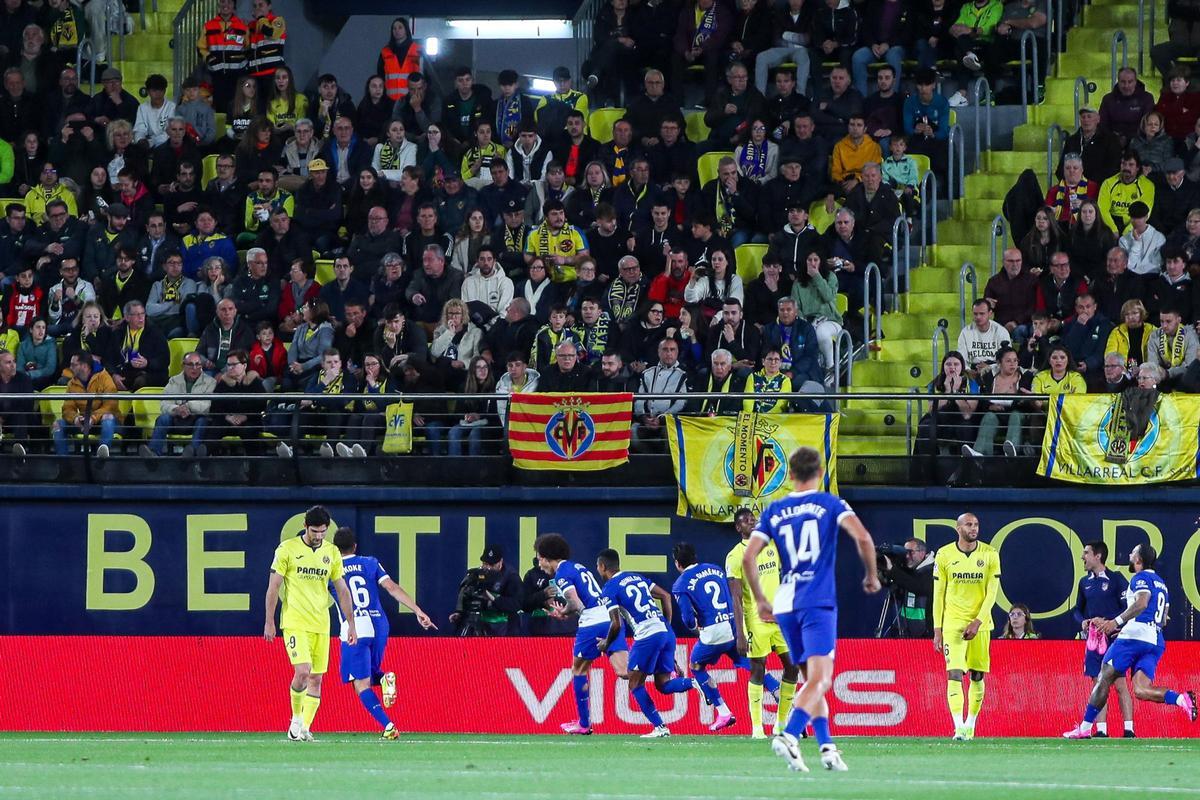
left=933, top=541, right=1001, bottom=631
left=524, top=224, right=589, bottom=282
left=271, top=534, right=344, bottom=635
left=726, top=538, right=781, bottom=626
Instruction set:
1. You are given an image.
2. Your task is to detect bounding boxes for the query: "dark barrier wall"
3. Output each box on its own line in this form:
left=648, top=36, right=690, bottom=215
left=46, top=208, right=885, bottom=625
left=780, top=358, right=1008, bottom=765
left=2, top=487, right=1198, bottom=639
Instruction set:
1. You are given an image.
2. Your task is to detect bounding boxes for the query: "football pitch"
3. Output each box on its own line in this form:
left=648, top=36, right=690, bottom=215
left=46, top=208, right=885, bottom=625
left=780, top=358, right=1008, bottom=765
left=1, top=734, right=1199, bottom=800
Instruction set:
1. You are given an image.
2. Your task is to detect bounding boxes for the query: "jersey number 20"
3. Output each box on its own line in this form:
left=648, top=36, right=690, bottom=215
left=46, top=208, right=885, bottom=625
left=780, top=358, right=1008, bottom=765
left=780, top=520, right=821, bottom=567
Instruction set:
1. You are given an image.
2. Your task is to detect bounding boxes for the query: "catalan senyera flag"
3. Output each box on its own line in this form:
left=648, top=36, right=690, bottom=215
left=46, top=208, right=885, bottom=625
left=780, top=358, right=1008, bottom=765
left=1039, top=393, right=1200, bottom=484
left=666, top=412, right=838, bottom=522
left=508, top=392, right=633, bottom=470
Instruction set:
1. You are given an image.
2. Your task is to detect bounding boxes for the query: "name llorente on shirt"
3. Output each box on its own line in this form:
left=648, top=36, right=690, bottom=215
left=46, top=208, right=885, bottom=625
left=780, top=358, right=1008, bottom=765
left=767, top=502, right=829, bottom=526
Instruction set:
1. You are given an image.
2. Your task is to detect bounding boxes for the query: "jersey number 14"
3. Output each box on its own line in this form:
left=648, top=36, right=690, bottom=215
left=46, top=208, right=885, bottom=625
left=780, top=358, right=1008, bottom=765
left=780, top=520, right=821, bottom=567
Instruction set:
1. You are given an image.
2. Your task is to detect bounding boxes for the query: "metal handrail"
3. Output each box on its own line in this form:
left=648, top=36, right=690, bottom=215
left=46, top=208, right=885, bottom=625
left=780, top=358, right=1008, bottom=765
left=1136, top=0, right=1156, bottom=75
left=1046, top=123, right=1064, bottom=189
left=959, top=261, right=978, bottom=330
left=890, top=216, right=910, bottom=312
left=77, top=36, right=97, bottom=95
left=989, top=214, right=1009, bottom=277
left=1055, top=0, right=1065, bottom=61
left=1018, top=29, right=1041, bottom=106
left=906, top=387, right=917, bottom=453
left=969, top=78, right=992, bottom=168
left=571, top=0, right=604, bottom=90
left=1110, top=30, right=1128, bottom=87
left=1073, top=76, right=1094, bottom=119
left=1045, top=0, right=1056, bottom=66
left=918, top=169, right=938, bottom=265
left=930, top=320, right=950, bottom=380
left=947, top=124, right=965, bottom=201
left=831, top=328, right=854, bottom=400
left=173, top=0, right=219, bottom=102
left=863, top=261, right=883, bottom=346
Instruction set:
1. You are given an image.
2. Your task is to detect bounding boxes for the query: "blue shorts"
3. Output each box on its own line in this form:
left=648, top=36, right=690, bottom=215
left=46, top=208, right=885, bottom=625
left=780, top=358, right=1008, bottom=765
left=629, top=630, right=677, bottom=675
left=776, top=606, right=837, bottom=664
left=575, top=621, right=629, bottom=661
left=690, top=638, right=750, bottom=670
left=1103, top=638, right=1164, bottom=680
left=340, top=634, right=387, bottom=684
left=1084, top=648, right=1105, bottom=678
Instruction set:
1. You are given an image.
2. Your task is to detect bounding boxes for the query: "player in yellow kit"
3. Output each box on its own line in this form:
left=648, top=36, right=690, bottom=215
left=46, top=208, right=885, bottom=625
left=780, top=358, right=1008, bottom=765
left=264, top=505, right=357, bottom=742
left=933, top=512, right=1001, bottom=741
left=726, top=507, right=800, bottom=738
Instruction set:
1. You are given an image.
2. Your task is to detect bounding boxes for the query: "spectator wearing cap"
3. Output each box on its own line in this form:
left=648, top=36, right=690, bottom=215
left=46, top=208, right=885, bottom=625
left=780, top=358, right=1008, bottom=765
left=132, top=74, right=177, bottom=148
left=492, top=198, right=532, bottom=277
left=1099, top=68, right=1156, bottom=147
left=762, top=155, right=825, bottom=236
left=82, top=201, right=138, bottom=281
left=177, top=77, right=216, bottom=147
left=1098, top=152, right=1156, bottom=234
left=1151, top=157, right=1200, bottom=236
left=436, top=170, right=479, bottom=234
left=493, top=69, right=537, bottom=149
left=506, top=121, right=551, bottom=185
left=291, top=158, right=342, bottom=256
left=534, top=66, right=589, bottom=142
left=1058, top=105, right=1123, bottom=184
left=88, top=67, right=139, bottom=129
left=442, top=66, right=494, bottom=149
left=1119, top=201, right=1166, bottom=278
left=453, top=544, right=523, bottom=636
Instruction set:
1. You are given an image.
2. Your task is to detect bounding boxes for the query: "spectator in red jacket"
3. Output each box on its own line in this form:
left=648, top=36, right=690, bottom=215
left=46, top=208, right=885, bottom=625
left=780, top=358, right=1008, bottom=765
left=1155, top=66, right=1200, bottom=144
left=647, top=247, right=692, bottom=319
left=248, top=319, right=288, bottom=390
left=1045, top=153, right=1099, bottom=224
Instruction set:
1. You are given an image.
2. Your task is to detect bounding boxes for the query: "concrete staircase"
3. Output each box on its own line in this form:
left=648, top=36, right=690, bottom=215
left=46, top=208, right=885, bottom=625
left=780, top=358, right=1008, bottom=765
left=112, top=0, right=184, bottom=95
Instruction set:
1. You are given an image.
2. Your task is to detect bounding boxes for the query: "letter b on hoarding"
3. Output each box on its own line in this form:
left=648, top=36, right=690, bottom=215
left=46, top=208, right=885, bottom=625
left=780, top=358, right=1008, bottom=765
left=86, top=514, right=155, bottom=610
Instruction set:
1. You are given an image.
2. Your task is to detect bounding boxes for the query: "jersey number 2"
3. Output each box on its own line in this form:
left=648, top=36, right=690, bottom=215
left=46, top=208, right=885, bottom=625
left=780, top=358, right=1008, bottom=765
left=780, top=519, right=821, bottom=567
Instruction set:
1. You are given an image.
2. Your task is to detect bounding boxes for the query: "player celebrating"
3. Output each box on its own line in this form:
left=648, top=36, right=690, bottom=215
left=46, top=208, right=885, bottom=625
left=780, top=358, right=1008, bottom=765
left=727, top=507, right=799, bottom=738
left=263, top=505, right=357, bottom=742
left=536, top=533, right=630, bottom=735
left=1063, top=544, right=1197, bottom=738
left=596, top=548, right=695, bottom=738
left=332, top=527, right=436, bottom=739
left=743, top=447, right=880, bottom=772
left=933, top=512, right=1001, bottom=742
left=1075, top=540, right=1133, bottom=737
left=671, top=541, right=744, bottom=732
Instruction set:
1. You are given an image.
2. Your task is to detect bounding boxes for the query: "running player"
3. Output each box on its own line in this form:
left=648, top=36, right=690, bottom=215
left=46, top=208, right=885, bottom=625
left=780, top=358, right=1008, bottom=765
left=1063, top=544, right=1197, bottom=738
left=332, top=527, right=437, bottom=739
left=726, top=507, right=797, bottom=738
left=743, top=447, right=880, bottom=772
left=1074, top=540, right=1133, bottom=737
left=596, top=548, right=695, bottom=738
left=933, top=512, right=1000, bottom=742
left=671, top=541, right=743, bottom=732
left=536, top=533, right=629, bottom=735
left=263, top=505, right=356, bottom=742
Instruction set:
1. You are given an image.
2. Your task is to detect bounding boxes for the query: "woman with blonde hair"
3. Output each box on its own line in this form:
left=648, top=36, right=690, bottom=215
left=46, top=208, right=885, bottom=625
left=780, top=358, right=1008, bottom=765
left=431, top=298, right=483, bottom=388
left=1106, top=299, right=1157, bottom=370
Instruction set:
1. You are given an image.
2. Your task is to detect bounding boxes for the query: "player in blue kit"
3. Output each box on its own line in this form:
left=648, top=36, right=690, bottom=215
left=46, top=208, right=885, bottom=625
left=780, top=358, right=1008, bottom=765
left=671, top=541, right=750, bottom=732
left=596, top=549, right=696, bottom=738
left=535, top=533, right=630, bottom=735
left=1074, top=540, right=1133, bottom=736
left=1063, top=544, right=1197, bottom=738
left=332, top=528, right=436, bottom=739
left=743, top=446, right=880, bottom=773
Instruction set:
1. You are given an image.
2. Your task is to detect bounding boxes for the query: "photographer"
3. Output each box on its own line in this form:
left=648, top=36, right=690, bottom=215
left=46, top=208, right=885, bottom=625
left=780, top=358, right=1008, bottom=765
left=878, top=538, right=934, bottom=637
left=450, top=544, right=523, bottom=636
left=521, top=557, right=573, bottom=636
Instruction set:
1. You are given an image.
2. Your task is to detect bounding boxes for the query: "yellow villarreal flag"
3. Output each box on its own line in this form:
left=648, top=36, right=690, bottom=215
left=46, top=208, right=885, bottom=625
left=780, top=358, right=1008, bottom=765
left=666, top=412, right=838, bottom=522
left=508, top=392, right=633, bottom=470
left=1038, top=393, right=1200, bottom=484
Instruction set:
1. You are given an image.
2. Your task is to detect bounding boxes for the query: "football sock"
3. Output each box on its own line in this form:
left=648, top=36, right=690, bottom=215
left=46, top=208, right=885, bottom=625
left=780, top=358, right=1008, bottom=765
left=1082, top=703, right=1101, bottom=729
left=300, top=693, right=321, bottom=729
left=748, top=682, right=765, bottom=732
left=946, top=680, right=965, bottom=727
left=762, top=673, right=781, bottom=694
left=1125, top=720, right=1135, bottom=732
left=572, top=675, right=591, bottom=728
left=632, top=685, right=664, bottom=728
left=784, top=707, right=812, bottom=741
left=693, top=669, right=723, bottom=707
left=358, top=688, right=391, bottom=729
left=290, top=688, right=305, bottom=717
left=661, top=676, right=695, bottom=694
left=966, top=679, right=985, bottom=727
left=1164, top=690, right=1180, bottom=706
left=777, top=680, right=796, bottom=729
left=812, top=716, right=833, bottom=747
left=1096, top=722, right=1108, bottom=735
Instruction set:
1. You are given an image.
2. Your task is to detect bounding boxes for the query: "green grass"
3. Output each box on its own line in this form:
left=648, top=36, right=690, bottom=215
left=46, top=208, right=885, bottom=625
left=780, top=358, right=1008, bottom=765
left=1, top=734, right=1199, bottom=799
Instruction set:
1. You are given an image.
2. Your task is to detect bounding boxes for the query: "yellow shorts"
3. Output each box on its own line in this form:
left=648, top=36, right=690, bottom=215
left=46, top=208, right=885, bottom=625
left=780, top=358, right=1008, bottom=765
left=942, top=621, right=991, bottom=674
left=746, top=619, right=789, bottom=660
left=283, top=629, right=330, bottom=674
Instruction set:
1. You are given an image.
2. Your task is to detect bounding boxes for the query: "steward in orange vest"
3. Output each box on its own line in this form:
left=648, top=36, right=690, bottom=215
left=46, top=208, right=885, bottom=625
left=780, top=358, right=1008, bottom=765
left=249, top=0, right=287, bottom=78
left=376, top=16, right=423, bottom=100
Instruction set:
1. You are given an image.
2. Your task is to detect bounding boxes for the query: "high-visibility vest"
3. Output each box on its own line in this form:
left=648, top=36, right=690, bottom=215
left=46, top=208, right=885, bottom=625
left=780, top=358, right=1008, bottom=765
left=249, top=12, right=287, bottom=77
left=200, top=15, right=249, bottom=72
left=380, top=44, right=422, bottom=100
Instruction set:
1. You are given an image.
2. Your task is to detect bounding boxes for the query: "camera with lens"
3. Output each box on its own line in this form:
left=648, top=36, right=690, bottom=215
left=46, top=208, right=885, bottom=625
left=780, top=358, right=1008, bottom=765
left=458, top=567, right=492, bottom=614
left=875, top=542, right=907, bottom=582
left=694, top=265, right=711, bottom=278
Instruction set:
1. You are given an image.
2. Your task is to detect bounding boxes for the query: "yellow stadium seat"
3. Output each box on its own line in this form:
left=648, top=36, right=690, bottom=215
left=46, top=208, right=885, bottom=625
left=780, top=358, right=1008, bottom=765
left=909, top=154, right=931, bottom=179
left=168, top=338, right=200, bottom=376
left=214, top=113, right=227, bottom=139
left=588, top=107, right=626, bottom=144
left=684, top=110, right=709, bottom=143
left=697, top=151, right=733, bottom=187
left=39, top=385, right=69, bottom=429
left=0, top=197, right=23, bottom=208
left=735, top=243, right=768, bottom=284
left=315, top=259, right=335, bottom=286
left=202, top=154, right=218, bottom=186
left=837, top=293, right=849, bottom=315
left=132, top=386, right=167, bottom=438
left=811, top=199, right=838, bottom=234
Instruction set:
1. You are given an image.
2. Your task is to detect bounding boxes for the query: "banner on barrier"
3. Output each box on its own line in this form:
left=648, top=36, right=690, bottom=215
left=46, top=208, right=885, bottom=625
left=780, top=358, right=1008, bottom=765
left=508, top=392, right=632, bottom=470
left=2, top=637, right=1196, bottom=736
left=1039, top=393, right=1200, bottom=484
